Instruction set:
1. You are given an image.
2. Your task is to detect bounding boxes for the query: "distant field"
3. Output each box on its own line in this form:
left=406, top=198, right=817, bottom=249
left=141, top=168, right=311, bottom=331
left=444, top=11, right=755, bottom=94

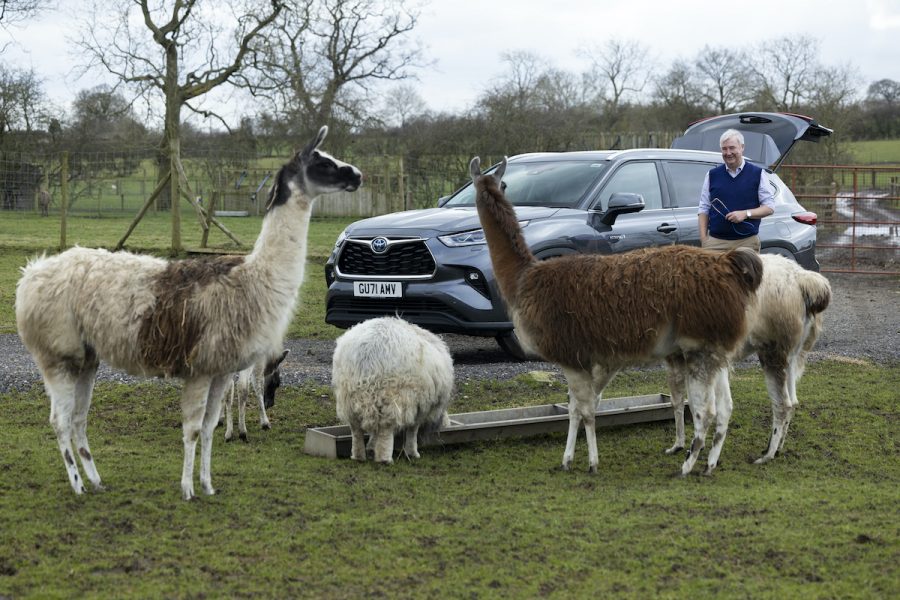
left=848, top=139, right=900, bottom=164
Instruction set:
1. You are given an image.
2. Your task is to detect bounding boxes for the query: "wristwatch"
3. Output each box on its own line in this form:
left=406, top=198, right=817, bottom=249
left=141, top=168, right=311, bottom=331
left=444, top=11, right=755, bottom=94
left=746, top=210, right=752, bottom=219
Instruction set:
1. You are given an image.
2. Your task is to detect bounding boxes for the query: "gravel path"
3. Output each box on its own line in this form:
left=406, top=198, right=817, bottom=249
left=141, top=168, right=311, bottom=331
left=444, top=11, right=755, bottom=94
left=2, top=273, right=897, bottom=393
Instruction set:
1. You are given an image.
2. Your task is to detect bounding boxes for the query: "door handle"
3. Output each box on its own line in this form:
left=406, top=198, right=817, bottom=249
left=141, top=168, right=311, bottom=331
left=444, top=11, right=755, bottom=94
left=657, top=224, right=677, bottom=233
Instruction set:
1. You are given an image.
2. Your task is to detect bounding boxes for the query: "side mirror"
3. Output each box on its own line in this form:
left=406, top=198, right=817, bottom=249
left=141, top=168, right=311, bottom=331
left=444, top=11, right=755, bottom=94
left=437, top=195, right=450, bottom=207
left=600, top=192, right=645, bottom=226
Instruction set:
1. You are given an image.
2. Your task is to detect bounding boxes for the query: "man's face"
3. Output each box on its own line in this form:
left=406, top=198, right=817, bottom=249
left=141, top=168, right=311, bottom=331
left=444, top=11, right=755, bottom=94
left=720, top=136, right=744, bottom=170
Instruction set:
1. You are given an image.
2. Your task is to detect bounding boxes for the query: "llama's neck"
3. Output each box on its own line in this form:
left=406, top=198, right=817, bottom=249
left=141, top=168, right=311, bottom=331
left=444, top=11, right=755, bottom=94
left=246, top=191, right=315, bottom=295
left=475, top=179, right=535, bottom=308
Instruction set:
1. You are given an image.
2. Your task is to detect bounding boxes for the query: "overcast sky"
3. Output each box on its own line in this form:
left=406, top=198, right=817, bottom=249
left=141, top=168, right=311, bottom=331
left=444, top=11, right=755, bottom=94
left=2, top=0, right=899, bottom=120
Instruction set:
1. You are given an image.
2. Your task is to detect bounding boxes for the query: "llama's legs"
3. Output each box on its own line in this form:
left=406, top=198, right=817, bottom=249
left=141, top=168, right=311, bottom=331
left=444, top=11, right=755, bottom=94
left=71, top=362, right=103, bottom=490
left=349, top=424, right=367, bottom=461
left=237, top=384, right=249, bottom=442
left=560, top=371, right=586, bottom=471
left=223, top=379, right=236, bottom=442
left=560, top=368, right=612, bottom=473
left=179, top=376, right=212, bottom=500
left=704, top=368, right=733, bottom=475
left=665, top=356, right=687, bottom=455
left=254, top=371, right=271, bottom=430
left=680, top=362, right=718, bottom=476
left=198, top=374, right=229, bottom=496
left=372, top=428, right=395, bottom=464
left=403, top=424, right=421, bottom=459
left=43, top=369, right=85, bottom=494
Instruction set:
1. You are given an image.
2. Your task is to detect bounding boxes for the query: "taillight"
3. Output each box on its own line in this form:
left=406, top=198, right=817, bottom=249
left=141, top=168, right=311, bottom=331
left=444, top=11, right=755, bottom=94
left=792, top=212, right=818, bottom=226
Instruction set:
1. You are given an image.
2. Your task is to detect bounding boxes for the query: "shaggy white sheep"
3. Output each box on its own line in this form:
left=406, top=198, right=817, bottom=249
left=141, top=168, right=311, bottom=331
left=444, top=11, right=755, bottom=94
left=331, top=317, right=454, bottom=463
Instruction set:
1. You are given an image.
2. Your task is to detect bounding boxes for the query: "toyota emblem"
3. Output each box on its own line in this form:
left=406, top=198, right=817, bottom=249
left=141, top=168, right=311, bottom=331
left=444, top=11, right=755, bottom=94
left=370, top=237, right=389, bottom=254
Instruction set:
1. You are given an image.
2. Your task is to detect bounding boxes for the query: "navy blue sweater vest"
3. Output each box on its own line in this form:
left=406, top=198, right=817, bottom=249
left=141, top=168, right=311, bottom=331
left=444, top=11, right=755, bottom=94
left=708, top=162, right=763, bottom=240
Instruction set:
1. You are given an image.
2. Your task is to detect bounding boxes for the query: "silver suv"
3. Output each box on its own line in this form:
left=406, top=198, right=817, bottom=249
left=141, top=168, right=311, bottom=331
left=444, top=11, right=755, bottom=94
left=325, top=112, right=832, bottom=358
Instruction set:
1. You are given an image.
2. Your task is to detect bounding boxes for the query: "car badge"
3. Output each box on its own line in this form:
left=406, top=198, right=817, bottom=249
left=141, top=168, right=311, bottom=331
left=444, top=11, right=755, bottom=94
left=370, top=237, right=389, bottom=254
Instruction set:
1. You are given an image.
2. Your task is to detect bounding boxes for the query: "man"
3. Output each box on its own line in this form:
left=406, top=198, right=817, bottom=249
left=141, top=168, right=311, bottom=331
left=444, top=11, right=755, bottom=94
left=698, top=129, right=775, bottom=251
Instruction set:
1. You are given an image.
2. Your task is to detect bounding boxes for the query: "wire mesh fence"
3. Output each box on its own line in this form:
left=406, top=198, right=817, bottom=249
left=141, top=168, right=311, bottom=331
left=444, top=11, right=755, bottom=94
left=3, top=148, right=897, bottom=273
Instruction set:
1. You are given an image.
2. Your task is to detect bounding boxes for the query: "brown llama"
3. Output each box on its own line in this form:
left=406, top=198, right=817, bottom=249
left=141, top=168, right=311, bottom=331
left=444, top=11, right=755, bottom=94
left=469, top=156, right=764, bottom=476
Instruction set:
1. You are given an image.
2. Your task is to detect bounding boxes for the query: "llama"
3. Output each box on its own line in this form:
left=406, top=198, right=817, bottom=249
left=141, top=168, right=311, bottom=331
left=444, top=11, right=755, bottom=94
left=331, top=316, right=454, bottom=464
left=664, top=253, right=831, bottom=464
left=469, top=156, right=763, bottom=476
left=15, top=126, right=362, bottom=500
left=222, top=350, right=289, bottom=442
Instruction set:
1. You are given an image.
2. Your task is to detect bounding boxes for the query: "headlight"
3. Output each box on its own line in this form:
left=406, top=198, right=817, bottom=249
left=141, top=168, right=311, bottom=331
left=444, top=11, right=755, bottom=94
left=439, top=229, right=486, bottom=247
left=438, top=221, right=529, bottom=248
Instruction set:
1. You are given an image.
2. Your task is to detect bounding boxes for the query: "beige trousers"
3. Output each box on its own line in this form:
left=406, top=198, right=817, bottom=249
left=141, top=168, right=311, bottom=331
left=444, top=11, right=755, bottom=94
left=702, top=235, right=761, bottom=252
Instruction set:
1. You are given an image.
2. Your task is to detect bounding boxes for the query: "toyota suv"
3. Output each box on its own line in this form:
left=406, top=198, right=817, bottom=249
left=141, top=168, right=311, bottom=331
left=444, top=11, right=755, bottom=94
left=325, top=112, right=832, bottom=358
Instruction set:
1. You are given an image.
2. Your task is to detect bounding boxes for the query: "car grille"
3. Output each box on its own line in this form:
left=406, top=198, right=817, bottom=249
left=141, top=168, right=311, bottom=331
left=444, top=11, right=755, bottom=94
left=336, top=238, right=435, bottom=277
left=328, top=297, right=466, bottom=322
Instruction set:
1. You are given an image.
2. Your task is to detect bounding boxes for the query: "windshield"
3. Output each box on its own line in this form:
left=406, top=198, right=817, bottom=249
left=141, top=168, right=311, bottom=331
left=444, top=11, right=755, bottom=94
left=443, top=160, right=608, bottom=208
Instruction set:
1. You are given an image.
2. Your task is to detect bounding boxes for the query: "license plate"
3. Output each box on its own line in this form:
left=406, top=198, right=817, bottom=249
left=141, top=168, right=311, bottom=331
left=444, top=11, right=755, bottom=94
left=353, top=281, right=402, bottom=298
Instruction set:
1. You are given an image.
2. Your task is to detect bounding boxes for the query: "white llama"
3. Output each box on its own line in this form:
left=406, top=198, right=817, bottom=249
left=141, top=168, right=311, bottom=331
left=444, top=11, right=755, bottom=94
left=15, top=126, right=362, bottom=500
left=665, top=253, right=831, bottom=464
left=331, top=317, right=454, bottom=464
left=223, top=350, right=289, bottom=442
left=470, top=156, right=763, bottom=476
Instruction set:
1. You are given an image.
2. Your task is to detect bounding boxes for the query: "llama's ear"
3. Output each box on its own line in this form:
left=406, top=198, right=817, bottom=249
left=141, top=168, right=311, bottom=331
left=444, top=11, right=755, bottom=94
left=300, top=126, right=329, bottom=159
left=264, top=349, right=290, bottom=376
left=494, top=156, right=508, bottom=183
left=469, top=156, right=482, bottom=181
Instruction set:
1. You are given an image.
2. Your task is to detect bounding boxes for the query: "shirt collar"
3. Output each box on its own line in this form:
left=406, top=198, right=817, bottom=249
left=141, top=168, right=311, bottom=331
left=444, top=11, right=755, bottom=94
left=726, top=159, right=746, bottom=176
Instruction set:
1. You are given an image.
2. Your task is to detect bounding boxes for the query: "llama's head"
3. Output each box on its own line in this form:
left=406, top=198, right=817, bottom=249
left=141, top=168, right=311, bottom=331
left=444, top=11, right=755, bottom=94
left=266, top=126, right=362, bottom=211
left=262, top=349, right=290, bottom=409
left=469, top=156, right=507, bottom=191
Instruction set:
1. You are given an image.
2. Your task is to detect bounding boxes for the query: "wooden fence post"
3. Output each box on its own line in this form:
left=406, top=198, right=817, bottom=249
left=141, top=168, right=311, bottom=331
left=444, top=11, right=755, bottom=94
left=60, top=152, right=69, bottom=250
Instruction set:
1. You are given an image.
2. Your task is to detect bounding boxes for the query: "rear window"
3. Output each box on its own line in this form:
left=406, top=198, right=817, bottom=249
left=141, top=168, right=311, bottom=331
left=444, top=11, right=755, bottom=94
left=664, top=161, right=717, bottom=208
left=444, top=160, right=608, bottom=208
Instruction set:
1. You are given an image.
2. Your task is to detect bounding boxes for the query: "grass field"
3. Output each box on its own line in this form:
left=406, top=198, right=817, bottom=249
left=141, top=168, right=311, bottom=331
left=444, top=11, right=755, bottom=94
left=1, top=212, right=898, bottom=598
left=848, top=139, right=900, bottom=164
left=0, top=361, right=897, bottom=598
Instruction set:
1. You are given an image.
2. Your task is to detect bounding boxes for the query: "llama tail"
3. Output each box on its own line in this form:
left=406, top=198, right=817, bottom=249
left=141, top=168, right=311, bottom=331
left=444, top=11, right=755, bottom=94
left=723, top=247, right=764, bottom=294
left=796, top=270, right=832, bottom=315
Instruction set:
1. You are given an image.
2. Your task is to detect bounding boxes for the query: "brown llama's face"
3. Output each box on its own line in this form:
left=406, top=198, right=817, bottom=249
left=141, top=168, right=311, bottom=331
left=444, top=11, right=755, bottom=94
left=720, top=136, right=744, bottom=171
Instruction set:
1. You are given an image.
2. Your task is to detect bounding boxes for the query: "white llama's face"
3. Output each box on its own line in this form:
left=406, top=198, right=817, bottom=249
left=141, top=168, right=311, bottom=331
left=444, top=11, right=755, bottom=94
left=304, top=150, right=363, bottom=195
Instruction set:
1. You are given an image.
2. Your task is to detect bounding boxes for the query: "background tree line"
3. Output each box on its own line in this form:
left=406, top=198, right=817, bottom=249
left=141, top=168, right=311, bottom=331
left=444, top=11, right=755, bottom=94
left=1, top=0, right=899, bottom=167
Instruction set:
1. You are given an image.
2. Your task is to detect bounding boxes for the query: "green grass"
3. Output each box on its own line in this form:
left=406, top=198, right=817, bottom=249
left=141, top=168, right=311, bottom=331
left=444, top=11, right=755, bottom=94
left=0, top=361, right=897, bottom=598
left=848, top=139, right=900, bottom=164
left=0, top=212, right=355, bottom=337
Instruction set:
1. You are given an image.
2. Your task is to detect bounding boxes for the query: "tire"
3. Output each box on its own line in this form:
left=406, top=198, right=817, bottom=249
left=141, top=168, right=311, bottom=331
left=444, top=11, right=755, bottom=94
left=495, top=331, right=540, bottom=361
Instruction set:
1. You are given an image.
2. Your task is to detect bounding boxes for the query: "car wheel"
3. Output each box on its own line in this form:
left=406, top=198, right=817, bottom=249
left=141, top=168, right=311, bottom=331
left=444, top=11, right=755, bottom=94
left=495, top=331, right=541, bottom=361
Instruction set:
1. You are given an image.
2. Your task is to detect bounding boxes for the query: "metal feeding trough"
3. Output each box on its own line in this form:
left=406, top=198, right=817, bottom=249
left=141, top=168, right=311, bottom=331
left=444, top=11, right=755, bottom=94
left=303, top=393, right=676, bottom=459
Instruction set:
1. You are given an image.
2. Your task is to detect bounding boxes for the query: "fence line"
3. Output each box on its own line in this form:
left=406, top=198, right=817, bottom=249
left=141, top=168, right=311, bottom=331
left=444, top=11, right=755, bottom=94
left=3, top=150, right=897, bottom=274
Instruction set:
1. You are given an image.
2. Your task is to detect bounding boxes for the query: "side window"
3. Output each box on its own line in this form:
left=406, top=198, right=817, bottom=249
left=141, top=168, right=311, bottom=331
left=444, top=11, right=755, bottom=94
left=596, top=162, right=662, bottom=210
left=665, top=161, right=716, bottom=208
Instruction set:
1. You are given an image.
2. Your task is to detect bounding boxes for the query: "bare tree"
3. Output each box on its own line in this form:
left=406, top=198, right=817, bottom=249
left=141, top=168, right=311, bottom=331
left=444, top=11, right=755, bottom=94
left=751, top=35, right=821, bottom=111
left=867, top=79, right=900, bottom=107
left=0, top=0, right=49, bottom=26
left=693, top=45, right=754, bottom=113
left=74, top=0, right=284, bottom=223
left=580, top=38, right=653, bottom=126
left=380, top=83, right=427, bottom=128
left=245, top=0, right=427, bottom=138
left=0, top=65, right=47, bottom=140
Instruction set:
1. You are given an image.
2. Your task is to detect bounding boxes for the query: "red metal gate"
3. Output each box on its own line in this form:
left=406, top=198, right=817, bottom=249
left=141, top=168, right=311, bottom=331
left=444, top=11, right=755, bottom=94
left=780, top=164, right=900, bottom=275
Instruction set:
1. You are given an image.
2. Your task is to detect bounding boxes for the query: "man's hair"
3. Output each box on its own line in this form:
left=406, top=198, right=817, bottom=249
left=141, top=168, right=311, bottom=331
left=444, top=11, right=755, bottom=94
left=720, top=128, right=745, bottom=147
